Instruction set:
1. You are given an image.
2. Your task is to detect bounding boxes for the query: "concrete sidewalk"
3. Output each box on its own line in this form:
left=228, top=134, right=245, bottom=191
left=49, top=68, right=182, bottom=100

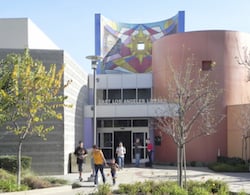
left=1, top=165, right=250, bottom=195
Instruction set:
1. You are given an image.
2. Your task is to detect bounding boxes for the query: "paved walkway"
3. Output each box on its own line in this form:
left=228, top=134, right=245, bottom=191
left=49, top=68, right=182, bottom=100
left=2, top=165, right=250, bottom=195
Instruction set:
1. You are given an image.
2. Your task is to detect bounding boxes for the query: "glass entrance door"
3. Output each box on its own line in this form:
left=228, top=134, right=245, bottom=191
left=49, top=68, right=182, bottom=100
left=132, top=131, right=148, bottom=163
left=114, top=131, right=131, bottom=163
left=97, top=126, right=149, bottom=163
left=98, top=132, right=113, bottom=160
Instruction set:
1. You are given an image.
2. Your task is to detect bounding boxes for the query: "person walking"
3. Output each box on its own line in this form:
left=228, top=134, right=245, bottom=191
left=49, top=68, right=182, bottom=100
left=74, top=141, right=88, bottom=181
left=108, top=158, right=119, bottom=185
left=146, top=139, right=153, bottom=168
left=92, top=145, right=107, bottom=186
left=116, top=142, right=126, bottom=170
left=134, top=138, right=141, bottom=167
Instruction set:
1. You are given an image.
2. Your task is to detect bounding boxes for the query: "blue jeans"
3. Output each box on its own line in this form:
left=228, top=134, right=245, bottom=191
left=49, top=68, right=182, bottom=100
left=94, top=164, right=106, bottom=185
left=135, top=153, right=140, bottom=167
left=111, top=170, right=116, bottom=184
left=117, top=156, right=124, bottom=169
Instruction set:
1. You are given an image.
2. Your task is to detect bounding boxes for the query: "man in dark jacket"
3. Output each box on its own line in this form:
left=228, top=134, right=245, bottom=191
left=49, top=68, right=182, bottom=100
left=74, top=141, right=88, bottom=181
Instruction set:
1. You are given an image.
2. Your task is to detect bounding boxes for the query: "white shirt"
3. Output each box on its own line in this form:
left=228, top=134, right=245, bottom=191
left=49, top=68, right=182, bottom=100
left=116, top=146, right=126, bottom=157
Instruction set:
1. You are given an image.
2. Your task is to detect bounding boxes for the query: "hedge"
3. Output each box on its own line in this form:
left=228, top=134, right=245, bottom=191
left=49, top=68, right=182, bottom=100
left=0, top=155, right=32, bottom=173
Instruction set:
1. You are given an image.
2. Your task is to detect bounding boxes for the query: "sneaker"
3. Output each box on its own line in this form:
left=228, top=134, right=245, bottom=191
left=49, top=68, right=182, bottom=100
left=79, top=177, right=83, bottom=182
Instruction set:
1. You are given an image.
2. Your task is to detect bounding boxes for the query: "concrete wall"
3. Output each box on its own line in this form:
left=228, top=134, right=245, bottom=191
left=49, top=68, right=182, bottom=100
left=0, top=18, right=88, bottom=175
left=0, top=49, right=88, bottom=175
left=0, top=18, right=58, bottom=49
left=63, top=53, right=88, bottom=174
left=88, top=73, right=152, bottom=89
left=0, top=19, right=28, bottom=49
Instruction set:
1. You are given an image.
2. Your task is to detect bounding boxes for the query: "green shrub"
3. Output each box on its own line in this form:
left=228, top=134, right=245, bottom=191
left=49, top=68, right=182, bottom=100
left=217, top=156, right=245, bottom=165
left=43, top=177, right=68, bottom=185
left=0, top=168, right=68, bottom=192
left=153, top=181, right=172, bottom=194
left=210, top=156, right=249, bottom=173
left=0, top=168, right=15, bottom=181
left=0, top=169, right=29, bottom=192
left=190, top=161, right=196, bottom=167
left=117, top=180, right=232, bottom=195
left=118, top=183, right=141, bottom=195
left=203, top=179, right=228, bottom=194
left=117, top=183, right=130, bottom=194
left=189, top=161, right=206, bottom=167
left=0, top=155, right=32, bottom=173
left=208, top=162, right=248, bottom=172
left=186, top=180, right=203, bottom=194
left=152, top=181, right=188, bottom=195
left=0, top=179, right=28, bottom=192
left=168, top=183, right=188, bottom=195
left=189, top=186, right=210, bottom=195
left=237, top=191, right=247, bottom=195
left=95, top=183, right=112, bottom=195
left=153, top=184, right=169, bottom=195
left=22, top=175, right=68, bottom=189
left=139, top=180, right=154, bottom=194
left=22, top=176, right=51, bottom=189
left=126, top=182, right=141, bottom=195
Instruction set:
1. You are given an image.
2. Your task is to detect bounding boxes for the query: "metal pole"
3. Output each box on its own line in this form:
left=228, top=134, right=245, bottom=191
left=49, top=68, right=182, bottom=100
left=86, top=55, right=102, bottom=146
left=93, top=66, right=97, bottom=145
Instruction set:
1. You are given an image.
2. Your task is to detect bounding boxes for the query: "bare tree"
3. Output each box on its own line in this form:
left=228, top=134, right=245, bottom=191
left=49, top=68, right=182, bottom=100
left=154, top=53, right=224, bottom=187
left=235, top=46, right=250, bottom=81
left=235, top=46, right=250, bottom=162
left=236, top=105, right=250, bottom=163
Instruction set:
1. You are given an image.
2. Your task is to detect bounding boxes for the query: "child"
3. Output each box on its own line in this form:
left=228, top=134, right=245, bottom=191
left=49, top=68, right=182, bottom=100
left=108, top=158, right=119, bottom=185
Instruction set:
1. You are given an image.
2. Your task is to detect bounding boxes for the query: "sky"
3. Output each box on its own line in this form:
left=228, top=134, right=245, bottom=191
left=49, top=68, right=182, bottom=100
left=1, top=0, right=250, bottom=73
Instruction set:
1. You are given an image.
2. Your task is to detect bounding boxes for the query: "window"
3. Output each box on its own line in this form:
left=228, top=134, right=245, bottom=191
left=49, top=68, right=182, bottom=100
left=104, top=120, right=113, bottom=127
left=137, top=42, right=145, bottom=50
left=108, top=89, right=121, bottom=102
left=97, top=120, right=102, bottom=128
left=138, top=88, right=151, bottom=101
left=202, top=60, right=213, bottom=71
left=123, top=89, right=136, bottom=100
left=114, top=120, right=131, bottom=127
left=103, top=133, right=112, bottom=147
left=133, top=119, right=148, bottom=127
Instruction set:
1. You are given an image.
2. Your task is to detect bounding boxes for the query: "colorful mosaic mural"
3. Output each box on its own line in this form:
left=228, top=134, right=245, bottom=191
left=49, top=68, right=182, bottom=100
left=95, top=11, right=184, bottom=74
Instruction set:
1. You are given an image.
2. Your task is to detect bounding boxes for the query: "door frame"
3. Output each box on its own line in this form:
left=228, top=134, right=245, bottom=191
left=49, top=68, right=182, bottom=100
left=97, top=127, right=149, bottom=163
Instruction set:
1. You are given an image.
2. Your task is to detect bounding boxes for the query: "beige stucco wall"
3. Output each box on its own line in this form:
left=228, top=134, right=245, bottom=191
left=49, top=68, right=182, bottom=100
left=227, top=104, right=250, bottom=159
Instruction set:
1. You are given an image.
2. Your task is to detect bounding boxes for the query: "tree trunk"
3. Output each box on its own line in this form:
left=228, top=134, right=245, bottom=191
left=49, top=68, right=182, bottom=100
left=183, top=143, right=187, bottom=188
left=17, top=139, right=23, bottom=187
left=242, top=137, right=244, bottom=160
left=245, top=137, right=248, bottom=164
left=177, top=144, right=184, bottom=187
left=177, top=146, right=180, bottom=185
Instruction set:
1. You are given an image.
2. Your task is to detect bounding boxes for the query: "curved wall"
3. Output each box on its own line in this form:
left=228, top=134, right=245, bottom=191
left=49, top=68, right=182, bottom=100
left=152, top=30, right=250, bottom=163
